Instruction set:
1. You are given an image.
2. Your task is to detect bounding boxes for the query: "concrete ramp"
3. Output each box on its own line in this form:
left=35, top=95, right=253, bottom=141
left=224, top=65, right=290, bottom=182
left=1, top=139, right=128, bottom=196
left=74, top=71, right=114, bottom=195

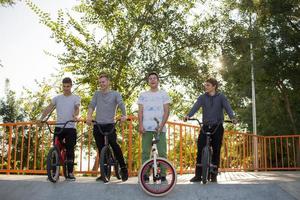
left=1, top=172, right=299, bottom=200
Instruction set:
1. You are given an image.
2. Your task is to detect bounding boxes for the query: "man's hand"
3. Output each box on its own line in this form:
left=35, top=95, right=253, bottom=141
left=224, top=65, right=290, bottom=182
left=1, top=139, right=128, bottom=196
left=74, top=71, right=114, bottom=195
left=120, top=115, right=127, bottom=123
left=73, top=114, right=80, bottom=122
left=156, top=125, right=163, bottom=133
left=183, top=115, right=190, bottom=122
left=86, top=117, right=92, bottom=126
left=232, top=118, right=238, bottom=124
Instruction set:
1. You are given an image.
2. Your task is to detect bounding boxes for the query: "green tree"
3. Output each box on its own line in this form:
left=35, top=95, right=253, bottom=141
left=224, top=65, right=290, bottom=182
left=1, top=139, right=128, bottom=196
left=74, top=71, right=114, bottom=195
left=26, top=0, right=223, bottom=112
left=0, top=0, right=18, bottom=6
left=218, top=0, right=300, bottom=135
left=0, top=79, right=24, bottom=123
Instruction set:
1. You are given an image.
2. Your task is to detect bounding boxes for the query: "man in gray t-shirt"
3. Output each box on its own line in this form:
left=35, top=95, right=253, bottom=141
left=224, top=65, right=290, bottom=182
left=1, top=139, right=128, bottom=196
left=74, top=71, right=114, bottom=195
left=86, top=73, right=128, bottom=182
left=39, top=77, right=80, bottom=180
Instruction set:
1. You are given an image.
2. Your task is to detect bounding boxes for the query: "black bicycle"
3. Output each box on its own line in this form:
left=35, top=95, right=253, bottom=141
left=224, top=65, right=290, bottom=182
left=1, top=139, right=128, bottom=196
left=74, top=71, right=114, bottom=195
left=92, top=120, right=121, bottom=182
left=188, top=119, right=232, bottom=184
left=42, top=120, right=76, bottom=183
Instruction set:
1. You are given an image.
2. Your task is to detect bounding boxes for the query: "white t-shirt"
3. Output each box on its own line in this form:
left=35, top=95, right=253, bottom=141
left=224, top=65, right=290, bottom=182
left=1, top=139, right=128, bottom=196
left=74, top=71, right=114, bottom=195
left=52, top=94, right=80, bottom=128
left=137, top=90, right=171, bottom=132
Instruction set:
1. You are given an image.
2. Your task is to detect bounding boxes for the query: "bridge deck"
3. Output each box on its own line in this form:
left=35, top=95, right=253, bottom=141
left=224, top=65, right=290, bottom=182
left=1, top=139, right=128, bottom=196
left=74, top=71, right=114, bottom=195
left=1, top=172, right=299, bottom=200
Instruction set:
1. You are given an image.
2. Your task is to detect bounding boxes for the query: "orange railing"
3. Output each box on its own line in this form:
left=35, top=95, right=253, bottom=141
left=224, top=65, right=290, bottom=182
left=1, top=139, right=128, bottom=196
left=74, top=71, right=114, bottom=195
left=0, top=116, right=299, bottom=176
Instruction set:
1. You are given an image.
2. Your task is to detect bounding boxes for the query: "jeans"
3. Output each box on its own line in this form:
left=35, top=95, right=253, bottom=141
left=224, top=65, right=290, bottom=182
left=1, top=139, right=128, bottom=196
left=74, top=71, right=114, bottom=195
left=196, top=124, right=224, bottom=170
left=54, top=127, right=77, bottom=173
left=93, top=124, right=126, bottom=168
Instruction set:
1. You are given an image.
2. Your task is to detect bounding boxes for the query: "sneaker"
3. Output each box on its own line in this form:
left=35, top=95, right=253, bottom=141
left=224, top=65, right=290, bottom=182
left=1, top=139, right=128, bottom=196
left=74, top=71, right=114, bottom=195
left=67, top=173, right=76, bottom=181
left=210, top=174, right=217, bottom=182
left=190, top=176, right=202, bottom=182
left=143, top=174, right=149, bottom=183
left=96, top=176, right=103, bottom=181
left=161, top=176, right=168, bottom=184
left=121, top=167, right=128, bottom=181
left=96, top=176, right=108, bottom=183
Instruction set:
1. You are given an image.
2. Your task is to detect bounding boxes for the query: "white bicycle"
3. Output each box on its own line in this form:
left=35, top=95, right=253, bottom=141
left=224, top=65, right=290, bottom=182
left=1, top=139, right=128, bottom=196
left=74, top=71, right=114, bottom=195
left=138, top=118, right=177, bottom=196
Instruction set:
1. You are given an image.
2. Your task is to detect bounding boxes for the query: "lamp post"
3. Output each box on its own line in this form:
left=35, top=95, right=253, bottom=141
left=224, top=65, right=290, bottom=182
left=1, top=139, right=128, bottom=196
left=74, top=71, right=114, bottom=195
left=249, top=14, right=258, bottom=170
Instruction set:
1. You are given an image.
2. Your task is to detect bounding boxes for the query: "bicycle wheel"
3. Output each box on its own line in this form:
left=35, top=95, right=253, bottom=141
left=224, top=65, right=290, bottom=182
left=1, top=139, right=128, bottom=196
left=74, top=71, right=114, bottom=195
left=114, top=160, right=121, bottom=180
left=100, top=146, right=112, bottom=181
left=138, top=158, right=177, bottom=197
left=47, top=147, right=60, bottom=183
left=201, top=146, right=210, bottom=184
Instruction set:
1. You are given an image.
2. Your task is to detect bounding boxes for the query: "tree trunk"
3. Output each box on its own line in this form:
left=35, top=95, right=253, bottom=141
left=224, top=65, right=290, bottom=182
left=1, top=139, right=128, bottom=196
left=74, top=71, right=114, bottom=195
left=278, top=81, right=297, bottom=134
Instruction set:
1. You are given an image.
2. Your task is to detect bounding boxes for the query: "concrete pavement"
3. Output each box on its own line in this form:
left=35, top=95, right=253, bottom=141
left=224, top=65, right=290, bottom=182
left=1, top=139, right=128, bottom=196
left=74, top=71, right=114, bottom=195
left=0, top=172, right=299, bottom=200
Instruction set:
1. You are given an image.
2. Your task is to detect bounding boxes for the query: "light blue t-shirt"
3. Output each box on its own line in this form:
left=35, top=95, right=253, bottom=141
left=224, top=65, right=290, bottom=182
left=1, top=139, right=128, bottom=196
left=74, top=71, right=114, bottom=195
left=137, top=90, right=171, bottom=132
left=52, top=94, right=80, bottom=128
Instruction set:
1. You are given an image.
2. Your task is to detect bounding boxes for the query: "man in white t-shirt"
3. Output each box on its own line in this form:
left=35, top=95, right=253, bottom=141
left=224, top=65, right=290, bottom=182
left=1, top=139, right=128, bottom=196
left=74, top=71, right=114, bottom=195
left=137, top=72, right=170, bottom=183
left=39, top=77, right=80, bottom=180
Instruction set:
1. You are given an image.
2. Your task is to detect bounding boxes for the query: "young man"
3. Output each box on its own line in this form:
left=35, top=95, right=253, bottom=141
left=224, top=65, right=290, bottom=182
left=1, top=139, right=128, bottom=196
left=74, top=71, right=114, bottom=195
left=138, top=72, right=170, bottom=183
left=86, top=73, right=128, bottom=182
left=184, top=78, right=236, bottom=183
left=39, top=77, right=80, bottom=180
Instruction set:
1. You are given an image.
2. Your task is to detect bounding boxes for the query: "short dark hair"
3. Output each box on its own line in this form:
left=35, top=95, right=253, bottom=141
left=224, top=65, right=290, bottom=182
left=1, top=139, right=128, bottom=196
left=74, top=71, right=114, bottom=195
left=206, top=78, right=218, bottom=90
left=147, top=72, right=159, bottom=80
left=62, top=77, right=72, bottom=85
left=99, top=72, right=110, bottom=80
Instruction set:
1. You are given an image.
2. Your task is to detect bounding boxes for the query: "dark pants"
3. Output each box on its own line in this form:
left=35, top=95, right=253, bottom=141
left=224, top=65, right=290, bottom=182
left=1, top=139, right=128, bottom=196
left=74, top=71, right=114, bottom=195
left=196, top=124, right=224, bottom=172
left=54, top=127, right=77, bottom=173
left=93, top=124, right=126, bottom=168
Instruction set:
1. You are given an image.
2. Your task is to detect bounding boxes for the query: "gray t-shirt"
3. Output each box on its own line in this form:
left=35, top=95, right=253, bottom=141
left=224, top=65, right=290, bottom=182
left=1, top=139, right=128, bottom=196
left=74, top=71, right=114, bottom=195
left=52, top=94, right=81, bottom=128
left=88, top=90, right=126, bottom=124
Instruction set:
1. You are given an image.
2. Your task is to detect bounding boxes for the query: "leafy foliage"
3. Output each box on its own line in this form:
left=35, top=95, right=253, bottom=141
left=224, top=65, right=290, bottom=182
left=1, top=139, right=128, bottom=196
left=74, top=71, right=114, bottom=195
left=219, top=0, right=300, bottom=135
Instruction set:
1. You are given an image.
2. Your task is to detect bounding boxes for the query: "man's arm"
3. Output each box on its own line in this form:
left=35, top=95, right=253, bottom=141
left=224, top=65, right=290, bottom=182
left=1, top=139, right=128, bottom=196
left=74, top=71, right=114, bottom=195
left=116, top=92, right=126, bottom=122
left=73, top=104, right=80, bottom=121
left=40, top=103, right=55, bottom=121
left=158, top=103, right=170, bottom=133
left=221, top=94, right=237, bottom=123
left=184, top=96, right=202, bottom=121
left=86, top=107, right=94, bottom=125
left=138, top=104, right=144, bottom=135
left=86, top=92, right=97, bottom=125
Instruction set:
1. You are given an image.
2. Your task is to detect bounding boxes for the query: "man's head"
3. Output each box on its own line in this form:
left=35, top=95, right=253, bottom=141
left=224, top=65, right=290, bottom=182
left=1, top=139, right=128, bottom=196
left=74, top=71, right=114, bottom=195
left=98, top=72, right=110, bottom=91
left=147, top=72, right=159, bottom=89
left=62, top=77, right=72, bottom=94
left=204, top=78, right=218, bottom=93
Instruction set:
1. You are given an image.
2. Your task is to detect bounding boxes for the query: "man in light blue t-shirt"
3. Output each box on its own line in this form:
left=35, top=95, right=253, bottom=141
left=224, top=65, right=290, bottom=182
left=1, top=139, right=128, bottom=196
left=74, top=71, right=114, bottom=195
left=138, top=72, right=170, bottom=183
left=40, top=77, right=80, bottom=180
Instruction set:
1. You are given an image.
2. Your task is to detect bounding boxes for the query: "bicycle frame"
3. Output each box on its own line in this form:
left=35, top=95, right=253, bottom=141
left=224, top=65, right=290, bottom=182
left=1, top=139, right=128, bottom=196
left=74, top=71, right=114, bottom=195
left=42, top=120, right=77, bottom=182
left=138, top=117, right=177, bottom=196
left=151, top=135, right=159, bottom=179
left=92, top=120, right=119, bottom=145
left=188, top=118, right=232, bottom=183
left=91, top=120, right=121, bottom=181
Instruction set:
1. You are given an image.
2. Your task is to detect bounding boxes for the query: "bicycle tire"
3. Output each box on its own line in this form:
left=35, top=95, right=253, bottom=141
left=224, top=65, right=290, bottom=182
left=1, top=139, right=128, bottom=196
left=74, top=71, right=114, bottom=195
left=114, top=160, right=121, bottom=180
left=100, top=146, right=112, bottom=181
left=201, top=146, right=210, bottom=184
left=47, top=147, right=60, bottom=183
left=138, top=158, right=177, bottom=197
left=63, top=161, right=68, bottom=179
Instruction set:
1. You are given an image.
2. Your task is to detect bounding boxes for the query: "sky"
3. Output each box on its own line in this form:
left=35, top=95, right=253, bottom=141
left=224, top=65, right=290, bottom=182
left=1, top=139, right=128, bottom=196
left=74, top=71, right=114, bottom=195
left=0, top=0, right=79, bottom=98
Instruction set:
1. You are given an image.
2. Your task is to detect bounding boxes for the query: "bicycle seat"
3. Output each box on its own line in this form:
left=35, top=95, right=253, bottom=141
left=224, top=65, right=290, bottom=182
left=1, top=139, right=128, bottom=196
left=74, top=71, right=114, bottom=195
left=205, top=132, right=212, bottom=135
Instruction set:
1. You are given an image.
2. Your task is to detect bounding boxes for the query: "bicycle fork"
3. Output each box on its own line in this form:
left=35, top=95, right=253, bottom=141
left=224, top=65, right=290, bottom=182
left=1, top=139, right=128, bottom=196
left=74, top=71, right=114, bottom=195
left=152, top=144, right=159, bottom=180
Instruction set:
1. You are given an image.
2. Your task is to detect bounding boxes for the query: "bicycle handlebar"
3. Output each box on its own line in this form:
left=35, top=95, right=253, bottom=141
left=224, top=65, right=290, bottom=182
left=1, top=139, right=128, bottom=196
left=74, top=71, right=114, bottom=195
left=41, top=120, right=77, bottom=134
left=91, top=120, right=120, bottom=136
left=187, top=118, right=233, bottom=127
